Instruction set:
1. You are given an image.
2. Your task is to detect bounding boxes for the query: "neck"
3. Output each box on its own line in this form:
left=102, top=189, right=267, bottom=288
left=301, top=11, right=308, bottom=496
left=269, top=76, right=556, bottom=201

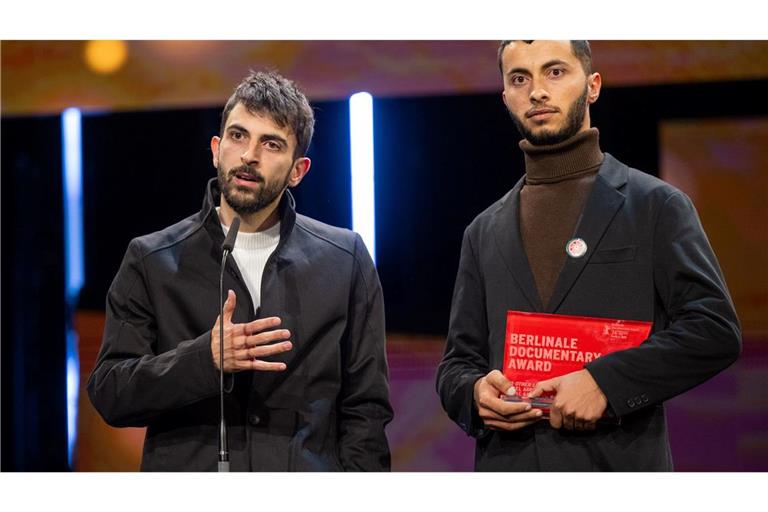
left=519, top=127, right=603, bottom=184
left=218, top=194, right=282, bottom=233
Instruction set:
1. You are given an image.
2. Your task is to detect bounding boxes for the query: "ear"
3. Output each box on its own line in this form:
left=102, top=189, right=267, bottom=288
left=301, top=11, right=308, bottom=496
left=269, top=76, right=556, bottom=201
left=587, top=72, right=602, bottom=104
left=211, top=136, right=221, bottom=169
left=501, top=90, right=511, bottom=111
left=287, top=157, right=311, bottom=188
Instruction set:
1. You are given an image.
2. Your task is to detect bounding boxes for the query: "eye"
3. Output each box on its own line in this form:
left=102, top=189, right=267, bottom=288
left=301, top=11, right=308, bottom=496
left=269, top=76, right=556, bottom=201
left=229, top=130, right=244, bottom=141
left=265, top=140, right=282, bottom=151
left=549, top=68, right=565, bottom=78
left=510, top=75, right=528, bottom=86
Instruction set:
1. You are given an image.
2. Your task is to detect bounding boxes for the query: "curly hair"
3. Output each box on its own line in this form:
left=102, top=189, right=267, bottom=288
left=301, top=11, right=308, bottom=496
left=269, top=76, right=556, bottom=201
left=220, top=70, right=315, bottom=159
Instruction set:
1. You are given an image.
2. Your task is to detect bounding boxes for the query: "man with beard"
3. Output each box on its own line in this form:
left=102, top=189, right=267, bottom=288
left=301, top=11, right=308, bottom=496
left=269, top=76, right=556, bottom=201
left=88, top=71, right=393, bottom=471
left=436, top=41, right=741, bottom=470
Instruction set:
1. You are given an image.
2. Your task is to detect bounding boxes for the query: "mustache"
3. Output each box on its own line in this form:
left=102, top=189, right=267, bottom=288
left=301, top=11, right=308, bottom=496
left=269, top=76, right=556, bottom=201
left=228, top=165, right=264, bottom=181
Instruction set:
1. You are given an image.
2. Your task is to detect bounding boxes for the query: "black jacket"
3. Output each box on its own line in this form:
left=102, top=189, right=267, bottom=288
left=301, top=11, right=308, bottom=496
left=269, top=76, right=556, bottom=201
left=88, top=179, right=393, bottom=471
left=436, top=154, right=741, bottom=471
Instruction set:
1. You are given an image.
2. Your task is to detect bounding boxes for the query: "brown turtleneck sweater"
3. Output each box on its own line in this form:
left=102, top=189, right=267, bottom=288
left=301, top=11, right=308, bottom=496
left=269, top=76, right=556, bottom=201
left=519, top=128, right=604, bottom=309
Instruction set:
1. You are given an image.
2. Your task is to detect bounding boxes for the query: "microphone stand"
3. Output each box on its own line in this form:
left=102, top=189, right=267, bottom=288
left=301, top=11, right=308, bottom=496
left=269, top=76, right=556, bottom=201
left=218, top=217, right=240, bottom=472
left=218, top=248, right=230, bottom=472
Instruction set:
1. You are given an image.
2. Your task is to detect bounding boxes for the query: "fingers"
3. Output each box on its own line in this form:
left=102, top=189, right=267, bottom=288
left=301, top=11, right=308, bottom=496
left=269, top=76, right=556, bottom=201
left=226, top=340, right=292, bottom=372
left=211, top=291, right=236, bottom=339
left=549, top=406, right=563, bottom=429
left=475, top=374, right=545, bottom=431
left=548, top=407, right=597, bottom=430
left=529, top=377, right=558, bottom=398
left=243, top=316, right=282, bottom=335
left=494, top=400, right=537, bottom=417
left=222, top=289, right=236, bottom=325
left=234, top=341, right=293, bottom=361
left=243, top=328, right=291, bottom=348
left=485, top=370, right=516, bottom=396
left=478, top=400, right=532, bottom=422
left=249, top=360, right=287, bottom=372
left=550, top=402, right=594, bottom=429
left=482, top=407, right=544, bottom=424
left=224, top=342, right=292, bottom=372
left=556, top=417, right=596, bottom=431
left=476, top=371, right=605, bottom=432
left=573, top=419, right=596, bottom=431
left=229, top=358, right=288, bottom=372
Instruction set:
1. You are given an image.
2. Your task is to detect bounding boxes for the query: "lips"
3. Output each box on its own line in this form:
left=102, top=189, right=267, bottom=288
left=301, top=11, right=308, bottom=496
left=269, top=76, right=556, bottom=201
left=232, top=169, right=262, bottom=183
left=526, top=108, right=558, bottom=118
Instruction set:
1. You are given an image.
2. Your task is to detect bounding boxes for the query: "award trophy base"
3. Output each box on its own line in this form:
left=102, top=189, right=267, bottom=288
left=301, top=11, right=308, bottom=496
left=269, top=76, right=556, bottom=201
left=502, top=395, right=621, bottom=425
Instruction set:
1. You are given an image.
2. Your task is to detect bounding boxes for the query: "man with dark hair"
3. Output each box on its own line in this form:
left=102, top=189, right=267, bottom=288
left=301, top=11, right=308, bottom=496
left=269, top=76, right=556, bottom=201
left=437, top=40, right=741, bottom=470
left=497, top=40, right=593, bottom=76
left=88, top=70, right=393, bottom=471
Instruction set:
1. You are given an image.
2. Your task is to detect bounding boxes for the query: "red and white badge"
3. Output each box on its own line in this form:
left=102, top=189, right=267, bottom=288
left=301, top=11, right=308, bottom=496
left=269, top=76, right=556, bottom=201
left=565, top=238, right=588, bottom=258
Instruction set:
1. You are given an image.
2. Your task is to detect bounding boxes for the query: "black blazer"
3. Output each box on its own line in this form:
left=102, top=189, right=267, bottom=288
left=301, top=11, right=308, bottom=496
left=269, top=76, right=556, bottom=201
left=437, top=154, right=741, bottom=471
left=88, top=180, right=393, bottom=471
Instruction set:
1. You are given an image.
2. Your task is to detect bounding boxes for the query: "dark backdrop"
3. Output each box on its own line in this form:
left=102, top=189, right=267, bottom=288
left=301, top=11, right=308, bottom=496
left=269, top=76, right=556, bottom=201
left=2, top=79, right=766, bottom=470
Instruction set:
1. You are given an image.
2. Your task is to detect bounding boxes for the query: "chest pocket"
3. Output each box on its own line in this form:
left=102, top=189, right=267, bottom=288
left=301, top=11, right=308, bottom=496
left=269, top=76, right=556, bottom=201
left=589, top=245, right=637, bottom=264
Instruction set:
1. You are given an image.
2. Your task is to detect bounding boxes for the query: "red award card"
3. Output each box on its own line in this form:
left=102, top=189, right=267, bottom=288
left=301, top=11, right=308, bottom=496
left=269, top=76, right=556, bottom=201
left=503, top=311, right=652, bottom=398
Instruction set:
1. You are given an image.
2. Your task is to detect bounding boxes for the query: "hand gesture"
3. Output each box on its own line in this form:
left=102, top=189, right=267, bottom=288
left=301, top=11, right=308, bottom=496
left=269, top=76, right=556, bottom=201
left=473, top=370, right=543, bottom=431
left=211, top=290, right=293, bottom=373
left=528, top=369, right=607, bottom=430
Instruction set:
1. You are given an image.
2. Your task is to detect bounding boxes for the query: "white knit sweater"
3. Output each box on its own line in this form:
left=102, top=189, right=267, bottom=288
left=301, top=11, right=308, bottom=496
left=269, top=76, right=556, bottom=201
left=220, top=213, right=281, bottom=310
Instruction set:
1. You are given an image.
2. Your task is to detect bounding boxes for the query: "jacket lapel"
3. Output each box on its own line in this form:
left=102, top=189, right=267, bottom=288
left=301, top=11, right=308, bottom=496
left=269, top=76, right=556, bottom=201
left=545, top=153, right=628, bottom=313
left=492, top=177, right=543, bottom=310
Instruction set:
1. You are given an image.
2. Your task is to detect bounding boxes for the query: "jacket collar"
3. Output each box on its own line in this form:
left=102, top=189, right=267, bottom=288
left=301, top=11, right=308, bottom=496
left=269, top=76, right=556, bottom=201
left=491, top=153, right=628, bottom=312
left=200, top=177, right=298, bottom=251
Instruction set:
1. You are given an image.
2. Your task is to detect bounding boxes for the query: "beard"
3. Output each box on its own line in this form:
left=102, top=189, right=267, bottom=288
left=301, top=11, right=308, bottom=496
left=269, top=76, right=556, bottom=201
left=509, top=83, right=589, bottom=146
left=217, top=163, right=291, bottom=216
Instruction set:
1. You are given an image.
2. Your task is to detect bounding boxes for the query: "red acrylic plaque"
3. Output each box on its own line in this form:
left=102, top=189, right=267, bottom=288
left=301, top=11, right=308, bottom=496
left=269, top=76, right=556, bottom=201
left=503, top=311, right=652, bottom=398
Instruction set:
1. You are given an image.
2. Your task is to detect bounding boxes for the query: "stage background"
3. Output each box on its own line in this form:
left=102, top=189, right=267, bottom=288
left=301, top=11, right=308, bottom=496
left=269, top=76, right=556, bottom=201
left=3, top=40, right=767, bottom=471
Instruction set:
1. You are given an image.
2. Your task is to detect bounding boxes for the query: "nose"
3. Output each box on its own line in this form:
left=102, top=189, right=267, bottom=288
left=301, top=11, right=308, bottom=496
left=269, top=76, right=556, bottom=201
left=240, top=144, right=260, bottom=166
left=529, top=77, right=550, bottom=105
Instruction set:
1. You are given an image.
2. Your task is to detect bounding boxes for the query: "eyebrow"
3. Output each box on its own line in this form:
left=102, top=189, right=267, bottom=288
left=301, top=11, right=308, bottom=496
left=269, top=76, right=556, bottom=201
left=226, top=123, right=289, bottom=147
left=506, top=59, right=572, bottom=78
left=226, top=123, right=249, bottom=135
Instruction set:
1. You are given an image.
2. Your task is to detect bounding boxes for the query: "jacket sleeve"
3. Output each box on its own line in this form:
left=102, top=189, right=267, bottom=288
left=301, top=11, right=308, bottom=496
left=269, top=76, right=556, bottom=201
left=337, top=234, right=394, bottom=471
left=86, top=239, right=222, bottom=428
left=586, top=191, right=742, bottom=417
left=436, top=227, right=490, bottom=438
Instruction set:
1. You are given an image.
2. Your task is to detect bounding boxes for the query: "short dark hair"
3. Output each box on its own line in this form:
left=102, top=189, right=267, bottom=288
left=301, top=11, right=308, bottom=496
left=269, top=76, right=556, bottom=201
left=497, top=40, right=592, bottom=77
left=220, top=70, right=315, bottom=159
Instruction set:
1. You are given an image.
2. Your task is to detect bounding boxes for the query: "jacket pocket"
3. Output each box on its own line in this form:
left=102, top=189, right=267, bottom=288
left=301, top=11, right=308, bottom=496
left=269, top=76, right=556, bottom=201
left=589, top=246, right=637, bottom=264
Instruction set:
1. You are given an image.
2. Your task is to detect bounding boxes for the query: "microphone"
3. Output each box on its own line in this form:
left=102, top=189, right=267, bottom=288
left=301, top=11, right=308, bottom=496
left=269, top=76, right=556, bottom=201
left=218, top=216, right=240, bottom=472
left=222, top=217, right=240, bottom=252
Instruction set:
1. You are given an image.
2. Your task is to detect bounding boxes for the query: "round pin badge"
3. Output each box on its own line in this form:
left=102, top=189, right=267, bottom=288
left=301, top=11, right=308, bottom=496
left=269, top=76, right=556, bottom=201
left=565, top=238, right=588, bottom=258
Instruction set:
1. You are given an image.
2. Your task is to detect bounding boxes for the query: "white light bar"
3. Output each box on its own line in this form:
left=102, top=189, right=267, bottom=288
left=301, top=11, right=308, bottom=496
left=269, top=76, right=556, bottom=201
left=62, top=107, right=83, bottom=468
left=62, top=108, right=84, bottom=300
left=349, top=92, right=376, bottom=264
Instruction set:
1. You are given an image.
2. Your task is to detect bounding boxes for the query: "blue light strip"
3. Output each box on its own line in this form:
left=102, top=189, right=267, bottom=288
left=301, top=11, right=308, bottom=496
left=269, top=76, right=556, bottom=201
left=62, top=108, right=84, bottom=299
left=349, top=92, right=376, bottom=264
left=62, top=107, right=83, bottom=468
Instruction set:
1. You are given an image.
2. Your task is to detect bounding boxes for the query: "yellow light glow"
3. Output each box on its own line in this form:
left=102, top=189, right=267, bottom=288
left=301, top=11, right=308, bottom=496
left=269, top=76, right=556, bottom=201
left=84, top=40, right=128, bottom=75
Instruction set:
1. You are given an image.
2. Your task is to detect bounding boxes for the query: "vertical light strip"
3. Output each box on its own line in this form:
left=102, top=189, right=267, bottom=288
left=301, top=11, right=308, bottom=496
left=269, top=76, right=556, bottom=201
left=63, top=108, right=84, bottom=298
left=349, top=92, right=376, bottom=264
left=62, top=107, right=83, bottom=468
